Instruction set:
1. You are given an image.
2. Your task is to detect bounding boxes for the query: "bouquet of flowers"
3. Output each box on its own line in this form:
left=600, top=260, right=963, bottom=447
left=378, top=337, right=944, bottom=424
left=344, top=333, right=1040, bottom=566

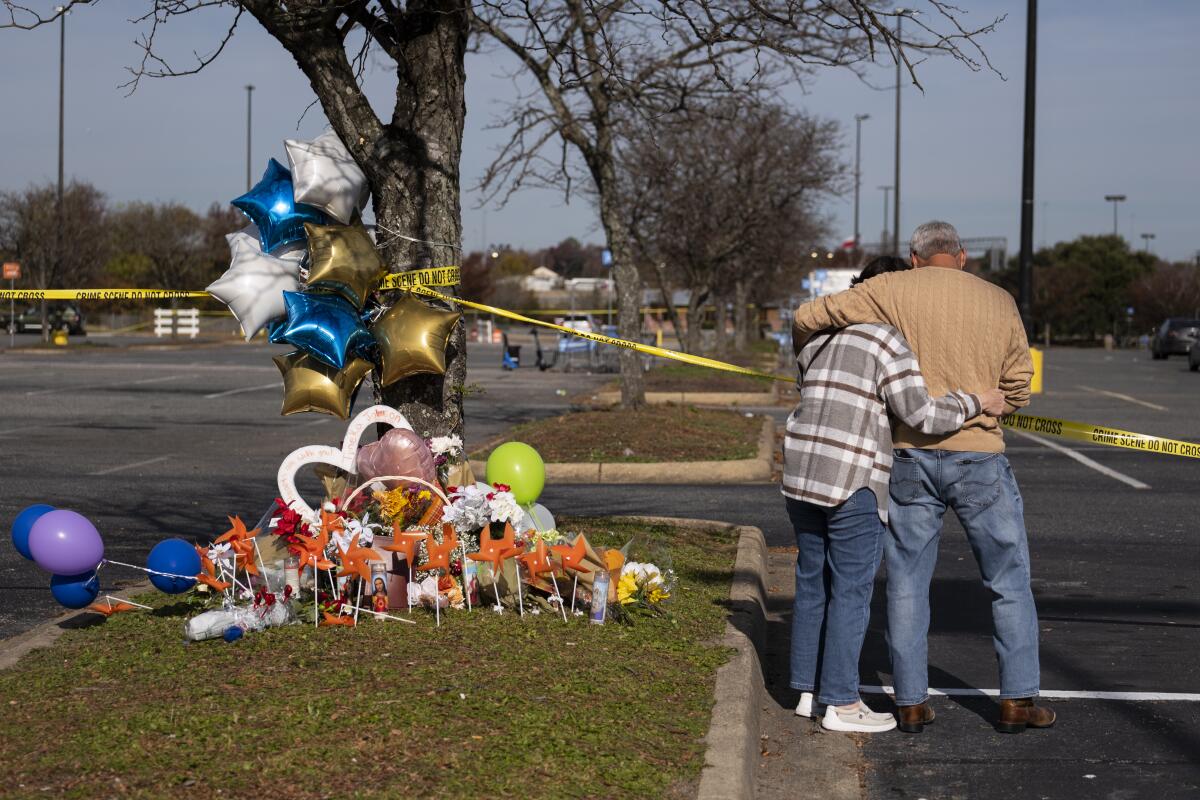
left=613, top=559, right=676, bottom=620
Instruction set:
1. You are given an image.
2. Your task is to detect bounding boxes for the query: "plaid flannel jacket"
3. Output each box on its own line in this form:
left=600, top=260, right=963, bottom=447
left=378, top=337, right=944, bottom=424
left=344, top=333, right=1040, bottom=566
left=781, top=324, right=982, bottom=522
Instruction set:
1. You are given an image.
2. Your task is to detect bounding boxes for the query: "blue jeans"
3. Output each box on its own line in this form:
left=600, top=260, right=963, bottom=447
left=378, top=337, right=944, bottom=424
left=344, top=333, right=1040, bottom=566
left=787, top=489, right=885, bottom=706
left=886, top=449, right=1041, bottom=706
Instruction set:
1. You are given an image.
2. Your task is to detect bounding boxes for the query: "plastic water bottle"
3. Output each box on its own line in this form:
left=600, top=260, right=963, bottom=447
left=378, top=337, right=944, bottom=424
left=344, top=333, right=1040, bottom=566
left=590, top=570, right=609, bottom=625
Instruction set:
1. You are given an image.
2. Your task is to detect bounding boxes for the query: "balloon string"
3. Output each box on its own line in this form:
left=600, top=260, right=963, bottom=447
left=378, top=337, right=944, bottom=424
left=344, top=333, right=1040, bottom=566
left=102, top=559, right=195, bottom=581
left=372, top=223, right=462, bottom=252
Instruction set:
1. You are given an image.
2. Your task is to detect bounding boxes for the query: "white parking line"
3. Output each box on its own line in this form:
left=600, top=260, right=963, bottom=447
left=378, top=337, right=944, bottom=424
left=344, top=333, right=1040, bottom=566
left=862, top=685, right=1200, bottom=702
left=204, top=381, right=283, bottom=399
left=1076, top=384, right=1168, bottom=411
left=24, top=374, right=183, bottom=396
left=87, top=455, right=171, bottom=476
left=0, top=425, right=44, bottom=437
left=1011, top=429, right=1150, bottom=490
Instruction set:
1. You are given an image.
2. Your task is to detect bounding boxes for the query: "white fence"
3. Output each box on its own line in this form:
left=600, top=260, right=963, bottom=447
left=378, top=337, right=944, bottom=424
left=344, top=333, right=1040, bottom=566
left=154, top=308, right=200, bottom=339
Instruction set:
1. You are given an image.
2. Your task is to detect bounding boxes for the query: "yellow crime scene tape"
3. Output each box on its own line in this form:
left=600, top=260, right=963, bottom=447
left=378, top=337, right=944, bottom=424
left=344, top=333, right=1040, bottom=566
left=4, top=273, right=1197, bottom=460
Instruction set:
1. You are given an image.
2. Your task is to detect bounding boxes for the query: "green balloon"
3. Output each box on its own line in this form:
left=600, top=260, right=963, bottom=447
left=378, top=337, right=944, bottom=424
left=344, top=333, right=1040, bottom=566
left=486, top=441, right=545, bottom=504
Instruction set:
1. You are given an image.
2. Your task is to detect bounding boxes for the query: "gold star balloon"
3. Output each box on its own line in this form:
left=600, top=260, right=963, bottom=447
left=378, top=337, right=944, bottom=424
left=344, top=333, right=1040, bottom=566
left=369, top=293, right=462, bottom=386
left=273, top=351, right=373, bottom=419
left=303, top=221, right=387, bottom=309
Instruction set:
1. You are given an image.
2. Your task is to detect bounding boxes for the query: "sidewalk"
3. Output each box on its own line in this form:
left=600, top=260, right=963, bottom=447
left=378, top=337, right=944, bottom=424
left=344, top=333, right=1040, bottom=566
left=755, top=546, right=864, bottom=800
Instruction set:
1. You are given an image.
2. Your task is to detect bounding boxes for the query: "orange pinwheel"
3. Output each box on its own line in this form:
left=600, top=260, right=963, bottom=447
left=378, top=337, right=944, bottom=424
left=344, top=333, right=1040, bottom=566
left=194, top=545, right=233, bottom=592
left=215, top=515, right=261, bottom=575
left=467, top=522, right=516, bottom=571
left=215, top=515, right=260, bottom=545
left=417, top=525, right=459, bottom=573
left=551, top=535, right=592, bottom=575
left=290, top=525, right=335, bottom=573
left=382, top=522, right=428, bottom=566
left=518, top=539, right=555, bottom=581
left=337, top=532, right=382, bottom=582
left=86, top=600, right=138, bottom=617
left=320, top=611, right=356, bottom=627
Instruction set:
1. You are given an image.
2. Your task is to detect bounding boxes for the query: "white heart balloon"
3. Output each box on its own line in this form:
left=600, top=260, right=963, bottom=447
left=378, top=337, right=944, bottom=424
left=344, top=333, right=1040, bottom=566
left=285, top=131, right=370, bottom=226
left=276, top=404, right=414, bottom=522
left=208, top=234, right=303, bottom=341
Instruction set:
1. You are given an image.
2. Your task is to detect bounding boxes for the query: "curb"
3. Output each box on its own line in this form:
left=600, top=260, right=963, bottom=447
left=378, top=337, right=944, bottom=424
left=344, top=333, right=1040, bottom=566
left=471, top=417, right=776, bottom=484
left=591, top=387, right=777, bottom=406
left=699, top=522, right=768, bottom=800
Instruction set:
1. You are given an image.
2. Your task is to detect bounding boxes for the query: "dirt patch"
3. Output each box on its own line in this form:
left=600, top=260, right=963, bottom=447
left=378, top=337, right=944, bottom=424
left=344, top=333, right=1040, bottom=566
left=478, top=405, right=764, bottom=463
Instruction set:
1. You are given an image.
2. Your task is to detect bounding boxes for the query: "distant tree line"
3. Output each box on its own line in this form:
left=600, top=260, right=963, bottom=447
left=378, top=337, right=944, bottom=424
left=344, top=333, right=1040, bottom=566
left=992, top=234, right=1198, bottom=341
left=0, top=180, right=241, bottom=306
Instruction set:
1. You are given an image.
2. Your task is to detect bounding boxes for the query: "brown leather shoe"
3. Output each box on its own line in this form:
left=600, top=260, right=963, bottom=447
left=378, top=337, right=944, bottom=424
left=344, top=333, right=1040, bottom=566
left=897, top=702, right=936, bottom=733
left=997, top=698, right=1056, bottom=734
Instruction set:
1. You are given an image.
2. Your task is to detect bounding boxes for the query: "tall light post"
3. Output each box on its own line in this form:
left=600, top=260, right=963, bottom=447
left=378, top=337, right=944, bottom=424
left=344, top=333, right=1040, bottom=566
left=1104, top=194, right=1126, bottom=238
left=853, top=113, right=870, bottom=253
left=245, top=85, right=255, bottom=191
left=879, top=185, right=892, bottom=251
left=1017, top=0, right=1037, bottom=334
left=892, top=9, right=916, bottom=256
left=1140, top=232, right=1156, bottom=254
left=48, top=5, right=67, bottom=343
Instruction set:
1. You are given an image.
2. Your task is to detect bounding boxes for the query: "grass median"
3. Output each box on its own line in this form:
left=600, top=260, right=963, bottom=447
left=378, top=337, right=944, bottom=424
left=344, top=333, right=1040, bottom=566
left=477, top=405, right=763, bottom=463
left=0, top=517, right=738, bottom=800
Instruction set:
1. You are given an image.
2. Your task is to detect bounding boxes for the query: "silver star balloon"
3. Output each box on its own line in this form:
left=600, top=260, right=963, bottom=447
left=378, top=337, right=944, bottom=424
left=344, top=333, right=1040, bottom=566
left=226, top=226, right=306, bottom=262
left=207, top=234, right=303, bottom=341
left=284, top=131, right=370, bottom=225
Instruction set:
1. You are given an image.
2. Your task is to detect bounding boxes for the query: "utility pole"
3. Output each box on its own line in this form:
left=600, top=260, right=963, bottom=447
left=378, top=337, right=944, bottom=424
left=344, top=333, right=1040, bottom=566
left=245, top=85, right=255, bottom=191
left=1017, top=0, right=1037, bottom=334
left=1104, top=194, right=1126, bottom=238
left=879, top=186, right=892, bottom=251
left=49, top=5, right=67, bottom=343
left=853, top=114, right=870, bottom=254
left=893, top=10, right=915, bottom=256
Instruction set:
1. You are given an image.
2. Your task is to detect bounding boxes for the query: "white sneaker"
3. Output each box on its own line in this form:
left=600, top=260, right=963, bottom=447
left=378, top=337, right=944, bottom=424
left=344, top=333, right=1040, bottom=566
left=795, top=692, right=824, bottom=718
left=820, top=702, right=898, bottom=733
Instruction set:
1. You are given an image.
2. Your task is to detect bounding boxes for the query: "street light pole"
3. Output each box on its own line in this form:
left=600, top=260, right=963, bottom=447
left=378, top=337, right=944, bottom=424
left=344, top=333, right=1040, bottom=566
left=853, top=113, right=870, bottom=254
left=1017, top=0, right=1037, bottom=335
left=245, top=85, right=255, bottom=191
left=879, top=185, right=892, bottom=250
left=1140, top=233, right=1155, bottom=254
left=49, top=5, right=67, bottom=343
left=1104, top=194, right=1126, bottom=238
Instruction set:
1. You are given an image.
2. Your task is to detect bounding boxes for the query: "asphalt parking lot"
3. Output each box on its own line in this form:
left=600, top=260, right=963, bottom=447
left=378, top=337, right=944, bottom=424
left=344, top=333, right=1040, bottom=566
left=1, top=338, right=1197, bottom=798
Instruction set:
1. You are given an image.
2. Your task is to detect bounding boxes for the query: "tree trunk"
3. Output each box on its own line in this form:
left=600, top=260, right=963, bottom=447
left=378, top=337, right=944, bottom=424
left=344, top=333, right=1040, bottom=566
left=684, top=289, right=707, bottom=355
left=652, top=261, right=688, bottom=353
left=596, top=177, right=645, bottom=409
left=713, top=294, right=729, bottom=358
left=733, top=278, right=749, bottom=351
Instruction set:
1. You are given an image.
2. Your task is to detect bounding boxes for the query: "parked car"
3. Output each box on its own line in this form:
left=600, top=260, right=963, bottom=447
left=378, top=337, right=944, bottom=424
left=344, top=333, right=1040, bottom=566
left=1150, top=318, right=1200, bottom=359
left=1, top=303, right=86, bottom=335
left=1190, top=341, right=1200, bottom=372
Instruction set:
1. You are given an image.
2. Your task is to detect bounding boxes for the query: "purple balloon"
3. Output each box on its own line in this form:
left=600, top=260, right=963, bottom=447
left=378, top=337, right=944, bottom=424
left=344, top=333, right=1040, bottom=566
left=28, top=510, right=104, bottom=575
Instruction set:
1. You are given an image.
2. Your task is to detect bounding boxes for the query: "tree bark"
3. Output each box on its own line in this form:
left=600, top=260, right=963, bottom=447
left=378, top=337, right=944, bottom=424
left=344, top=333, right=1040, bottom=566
left=713, top=293, right=729, bottom=358
left=684, top=288, right=707, bottom=355
left=651, top=261, right=688, bottom=353
left=733, top=278, right=749, bottom=351
left=596, top=166, right=645, bottom=409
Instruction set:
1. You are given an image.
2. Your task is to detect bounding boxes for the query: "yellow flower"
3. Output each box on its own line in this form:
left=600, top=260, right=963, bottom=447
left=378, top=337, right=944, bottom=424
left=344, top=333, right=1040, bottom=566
left=373, top=488, right=410, bottom=520
left=617, top=572, right=639, bottom=605
left=648, top=587, right=671, bottom=604
left=418, top=490, right=431, bottom=501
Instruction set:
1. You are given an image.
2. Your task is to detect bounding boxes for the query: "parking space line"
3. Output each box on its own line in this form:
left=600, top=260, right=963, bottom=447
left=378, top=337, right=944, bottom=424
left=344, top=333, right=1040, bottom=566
left=0, top=425, right=44, bottom=437
left=863, top=685, right=1200, bottom=702
left=24, top=374, right=183, bottom=396
left=1011, top=429, right=1150, bottom=490
left=87, top=455, right=171, bottom=476
left=1076, top=384, right=1168, bottom=411
left=204, top=381, right=283, bottom=399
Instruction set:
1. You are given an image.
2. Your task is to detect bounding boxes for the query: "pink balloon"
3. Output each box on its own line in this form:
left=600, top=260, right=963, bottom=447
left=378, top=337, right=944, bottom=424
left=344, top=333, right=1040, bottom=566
left=355, top=428, right=437, bottom=489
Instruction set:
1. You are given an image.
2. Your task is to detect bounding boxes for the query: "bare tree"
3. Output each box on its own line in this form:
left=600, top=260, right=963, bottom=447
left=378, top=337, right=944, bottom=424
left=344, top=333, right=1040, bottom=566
left=0, top=181, right=109, bottom=338
left=3, top=1, right=471, bottom=437
left=619, top=101, right=842, bottom=355
left=473, top=0, right=1001, bottom=405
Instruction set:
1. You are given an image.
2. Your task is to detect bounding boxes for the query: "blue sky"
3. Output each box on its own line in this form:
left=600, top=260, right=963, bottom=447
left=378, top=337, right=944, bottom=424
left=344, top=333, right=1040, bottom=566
left=1, top=2, right=1196, bottom=262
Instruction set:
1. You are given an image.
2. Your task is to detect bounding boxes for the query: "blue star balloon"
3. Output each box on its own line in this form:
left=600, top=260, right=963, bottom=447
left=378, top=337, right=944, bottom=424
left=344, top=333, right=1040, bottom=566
left=232, top=159, right=329, bottom=253
left=270, top=290, right=375, bottom=370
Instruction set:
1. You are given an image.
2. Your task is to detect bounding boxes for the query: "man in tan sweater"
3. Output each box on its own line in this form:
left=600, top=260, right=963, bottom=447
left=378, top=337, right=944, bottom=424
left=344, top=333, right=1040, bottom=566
left=791, top=221, right=1055, bottom=734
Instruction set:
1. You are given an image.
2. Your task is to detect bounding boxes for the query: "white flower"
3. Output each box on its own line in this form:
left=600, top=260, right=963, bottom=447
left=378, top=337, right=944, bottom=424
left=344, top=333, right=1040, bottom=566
left=208, top=542, right=232, bottom=562
left=343, top=513, right=381, bottom=546
left=486, top=489, right=523, bottom=525
left=322, top=501, right=337, bottom=512
left=429, top=435, right=463, bottom=457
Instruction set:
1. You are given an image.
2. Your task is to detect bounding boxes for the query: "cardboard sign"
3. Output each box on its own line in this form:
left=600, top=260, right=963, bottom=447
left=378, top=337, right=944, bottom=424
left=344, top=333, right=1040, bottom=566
left=2, top=262, right=18, bottom=280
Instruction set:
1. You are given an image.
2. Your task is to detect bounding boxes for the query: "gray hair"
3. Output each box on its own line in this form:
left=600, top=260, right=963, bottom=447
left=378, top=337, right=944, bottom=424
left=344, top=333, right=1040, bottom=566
left=909, top=221, right=963, bottom=259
